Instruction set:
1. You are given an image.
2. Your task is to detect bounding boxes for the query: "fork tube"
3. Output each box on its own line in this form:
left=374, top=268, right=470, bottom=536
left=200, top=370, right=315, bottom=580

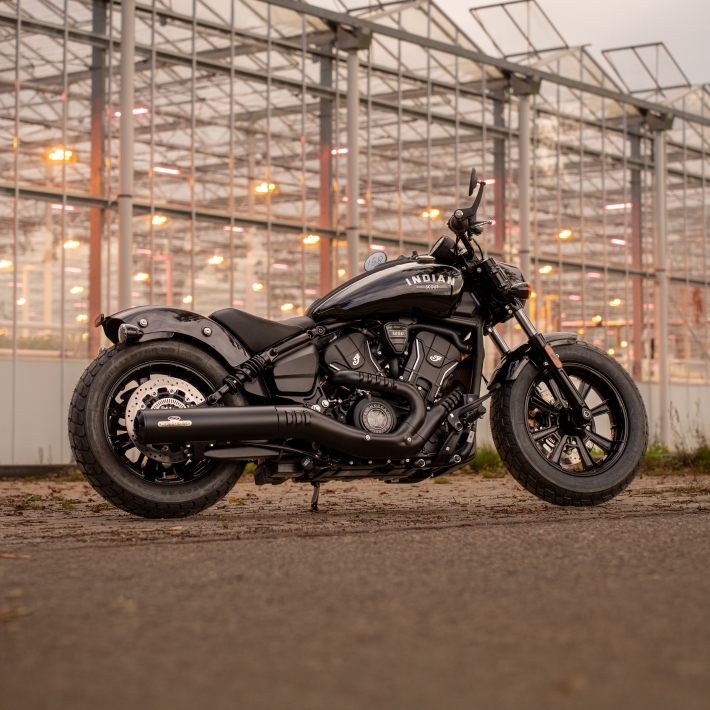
left=486, top=325, right=510, bottom=354
left=514, top=308, right=538, bottom=338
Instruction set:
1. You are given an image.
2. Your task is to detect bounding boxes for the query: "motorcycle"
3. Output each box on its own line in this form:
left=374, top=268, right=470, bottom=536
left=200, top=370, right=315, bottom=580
left=68, top=168, right=648, bottom=518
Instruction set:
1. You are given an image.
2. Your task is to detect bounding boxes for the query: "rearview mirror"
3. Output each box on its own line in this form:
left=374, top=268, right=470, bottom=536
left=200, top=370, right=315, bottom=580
left=468, top=167, right=478, bottom=197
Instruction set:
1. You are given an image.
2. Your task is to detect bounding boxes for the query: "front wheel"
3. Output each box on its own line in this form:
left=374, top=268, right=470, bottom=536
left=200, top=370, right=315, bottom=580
left=68, top=340, right=247, bottom=518
left=490, top=341, right=648, bottom=506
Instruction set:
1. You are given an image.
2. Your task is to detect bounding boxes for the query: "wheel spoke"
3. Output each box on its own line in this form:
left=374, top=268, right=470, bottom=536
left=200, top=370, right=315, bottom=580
left=591, top=402, right=611, bottom=417
left=549, top=435, right=568, bottom=464
left=578, top=380, right=592, bottom=401
left=531, top=424, right=560, bottom=441
left=530, top=394, right=558, bottom=414
left=576, top=440, right=595, bottom=469
left=586, top=430, right=615, bottom=452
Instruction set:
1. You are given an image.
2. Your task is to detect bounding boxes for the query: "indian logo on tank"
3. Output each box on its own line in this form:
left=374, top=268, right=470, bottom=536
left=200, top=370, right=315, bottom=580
left=404, top=273, right=456, bottom=289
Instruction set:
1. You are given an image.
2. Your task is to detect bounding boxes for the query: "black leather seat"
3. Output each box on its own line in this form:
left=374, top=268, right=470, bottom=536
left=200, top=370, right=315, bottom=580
left=210, top=308, right=315, bottom=353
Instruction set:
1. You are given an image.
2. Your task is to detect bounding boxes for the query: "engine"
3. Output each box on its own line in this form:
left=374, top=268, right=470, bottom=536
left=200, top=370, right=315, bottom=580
left=322, top=324, right=462, bottom=435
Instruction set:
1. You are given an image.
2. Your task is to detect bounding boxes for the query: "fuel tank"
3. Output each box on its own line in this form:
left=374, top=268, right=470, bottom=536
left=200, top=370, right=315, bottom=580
left=308, top=259, right=464, bottom=322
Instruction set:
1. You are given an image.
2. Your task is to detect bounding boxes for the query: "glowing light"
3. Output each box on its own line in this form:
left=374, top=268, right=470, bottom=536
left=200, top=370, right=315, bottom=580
left=644, top=303, right=655, bottom=309
left=47, top=148, right=74, bottom=162
left=303, top=234, right=320, bottom=245
left=255, top=181, right=276, bottom=194
left=607, top=348, right=615, bottom=355
left=539, top=265, right=553, bottom=274
left=621, top=340, right=628, bottom=348
left=271, top=263, right=289, bottom=270
left=183, top=295, right=193, bottom=304
left=75, top=313, right=88, bottom=322
left=113, top=107, right=149, bottom=117
left=421, top=208, right=441, bottom=219
left=331, top=147, right=348, bottom=155
left=592, top=314, right=603, bottom=323
left=223, top=225, right=244, bottom=232
left=609, top=298, right=622, bottom=307
left=610, top=238, right=627, bottom=246
left=337, top=269, right=346, bottom=277
left=568, top=294, right=582, bottom=301
left=0, top=259, right=12, bottom=269
left=605, top=203, right=632, bottom=210
left=578, top=328, right=585, bottom=335
left=136, top=248, right=152, bottom=255
left=154, top=166, right=180, bottom=175
left=69, top=286, right=84, bottom=294
left=530, top=291, right=537, bottom=298
left=357, top=198, right=366, bottom=205
left=483, top=178, right=496, bottom=185
left=16, top=297, right=26, bottom=306
left=587, top=272, right=602, bottom=279
left=252, top=283, right=264, bottom=291
left=151, top=214, right=168, bottom=226
left=558, top=229, right=573, bottom=240
left=208, top=255, right=225, bottom=265
left=63, top=239, right=80, bottom=249
left=134, top=272, right=150, bottom=282
left=232, top=300, right=244, bottom=306
left=280, top=303, right=294, bottom=312
left=52, top=204, right=75, bottom=211
left=304, top=288, right=318, bottom=295
left=370, top=244, right=386, bottom=252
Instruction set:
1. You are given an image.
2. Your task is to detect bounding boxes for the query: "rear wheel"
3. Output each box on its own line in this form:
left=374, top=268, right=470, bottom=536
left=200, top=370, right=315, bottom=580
left=68, top=340, right=247, bottom=518
left=490, top=341, right=647, bottom=506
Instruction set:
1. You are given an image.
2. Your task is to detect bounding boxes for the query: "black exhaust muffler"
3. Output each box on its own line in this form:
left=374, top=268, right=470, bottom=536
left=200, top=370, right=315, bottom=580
left=134, top=371, right=461, bottom=459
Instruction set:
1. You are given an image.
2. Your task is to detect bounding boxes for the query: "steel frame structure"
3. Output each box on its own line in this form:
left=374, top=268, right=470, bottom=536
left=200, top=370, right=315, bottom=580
left=1, top=0, right=709, bottom=461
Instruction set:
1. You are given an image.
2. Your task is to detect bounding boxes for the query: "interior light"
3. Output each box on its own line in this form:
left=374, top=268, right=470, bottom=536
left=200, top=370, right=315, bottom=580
left=151, top=215, right=168, bottom=226
left=53, top=204, right=75, bottom=211
left=357, top=198, right=366, bottom=205
left=75, top=313, right=88, bottom=322
left=0, top=259, right=12, bottom=269
left=303, top=234, right=320, bottom=245
left=592, top=314, right=603, bottom=323
left=578, top=328, right=585, bottom=335
left=271, top=263, right=289, bottom=270
left=607, top=348, right=615, bottom=355
left=255, top=182, right=276, bottom=194
left=370, top=244, right=386, bottom=251
left=252, top=283, right=263, bottom=291
left=558, top=229, right=573, bottom=240
left=609, top=298, right=622, bottom=307
left=338, top=268, right=346, bottom=277
left=208, top=255, right=225, bottom=265
left=605, top=203, right=632, bottom=210
left=183, top=295, right=193, bottom=304
left=223, top=225, right=244, bottom=232
left=280, top=303, right=294, bottom=312
left=483, top=178, right=496, bottom=185
left=610, top=239, right=627, bottom=246
left=134, top=272, right=149, bottom=282
left=63, top=239, right=80, bottom=249
left=16, top=297, right=26, bottom=306
left=539, top=265, right=553, bottom=274
left=70, top=286, right=84, bottom=294
left=587, top=272, right=601, bottom=279
left=421, top=209, right=441, bottom=219
left=331, top=147, right=349, bottom=155
left=621, top=340, right=628, bottom=348
left=114, top=107, right=149, bottom=117
left=568, top=294, right=581, bottom=301
left=47, top=148, right=75, bottom=162
left=154, top=166, right=180, bottom=175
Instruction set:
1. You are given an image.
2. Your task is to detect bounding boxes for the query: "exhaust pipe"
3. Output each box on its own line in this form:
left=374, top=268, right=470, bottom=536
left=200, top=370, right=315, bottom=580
left=134, top=371, right=461, bottom=459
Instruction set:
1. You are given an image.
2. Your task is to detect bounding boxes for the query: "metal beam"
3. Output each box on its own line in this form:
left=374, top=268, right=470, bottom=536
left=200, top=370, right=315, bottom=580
left=347, top=48, right=360, bottom=279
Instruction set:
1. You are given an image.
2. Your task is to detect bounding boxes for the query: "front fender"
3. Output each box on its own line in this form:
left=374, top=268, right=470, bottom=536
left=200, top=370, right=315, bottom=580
left=488, top=331, right=577, bottom=391
left=99, top=306, right=250, bottom=369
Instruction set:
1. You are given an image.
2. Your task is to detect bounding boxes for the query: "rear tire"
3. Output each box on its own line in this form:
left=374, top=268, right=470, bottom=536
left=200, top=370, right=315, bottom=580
left=490, top=341, right=647, bottom=506
left=68, top=340, right=247, bottom=518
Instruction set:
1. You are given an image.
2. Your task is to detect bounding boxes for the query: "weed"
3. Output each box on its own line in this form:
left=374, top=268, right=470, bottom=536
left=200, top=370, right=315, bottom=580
left=264, top=499, right=273, bottom=504
left=463, top=444, right=506, bottom=477
left=222, top=522, right=229, bottom=529
left=61, top=501, right=75, bottom=510
left=434, top=477, right=450, bottom=484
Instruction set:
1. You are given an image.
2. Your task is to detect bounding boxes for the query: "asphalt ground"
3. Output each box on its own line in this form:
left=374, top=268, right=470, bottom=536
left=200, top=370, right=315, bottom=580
left=1, top=472, right=709, bottom=709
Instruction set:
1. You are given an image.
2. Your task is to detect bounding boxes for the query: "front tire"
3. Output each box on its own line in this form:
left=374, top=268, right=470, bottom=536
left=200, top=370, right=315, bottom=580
left=68, top=340, right=247, bottom=518
left=490, top=341, right=648, bottom=506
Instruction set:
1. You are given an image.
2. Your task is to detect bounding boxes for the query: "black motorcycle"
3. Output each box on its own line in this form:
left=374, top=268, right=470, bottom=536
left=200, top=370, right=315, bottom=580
left=69, top=169, right=648, bottom=518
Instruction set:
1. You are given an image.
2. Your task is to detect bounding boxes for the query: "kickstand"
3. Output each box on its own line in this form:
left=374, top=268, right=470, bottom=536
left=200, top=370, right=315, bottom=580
left=310, top=482, right=321, bottom=512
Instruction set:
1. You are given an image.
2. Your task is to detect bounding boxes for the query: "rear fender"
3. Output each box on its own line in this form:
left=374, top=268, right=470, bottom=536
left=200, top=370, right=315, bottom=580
left=97, top=306, right=268, bottom=397
left=488, top=331, right=577, bottom=391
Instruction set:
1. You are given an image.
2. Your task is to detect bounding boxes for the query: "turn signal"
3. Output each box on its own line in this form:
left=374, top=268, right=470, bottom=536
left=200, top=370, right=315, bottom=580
left=508, top=282, right=532, bottom=299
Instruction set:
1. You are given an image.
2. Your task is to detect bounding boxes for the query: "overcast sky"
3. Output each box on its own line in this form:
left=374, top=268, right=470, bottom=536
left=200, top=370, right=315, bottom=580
left=438, top=0, right=709, bottom=87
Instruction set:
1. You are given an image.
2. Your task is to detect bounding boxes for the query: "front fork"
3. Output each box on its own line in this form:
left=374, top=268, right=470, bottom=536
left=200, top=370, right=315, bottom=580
left=487, top=310, right=593, bottom=426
